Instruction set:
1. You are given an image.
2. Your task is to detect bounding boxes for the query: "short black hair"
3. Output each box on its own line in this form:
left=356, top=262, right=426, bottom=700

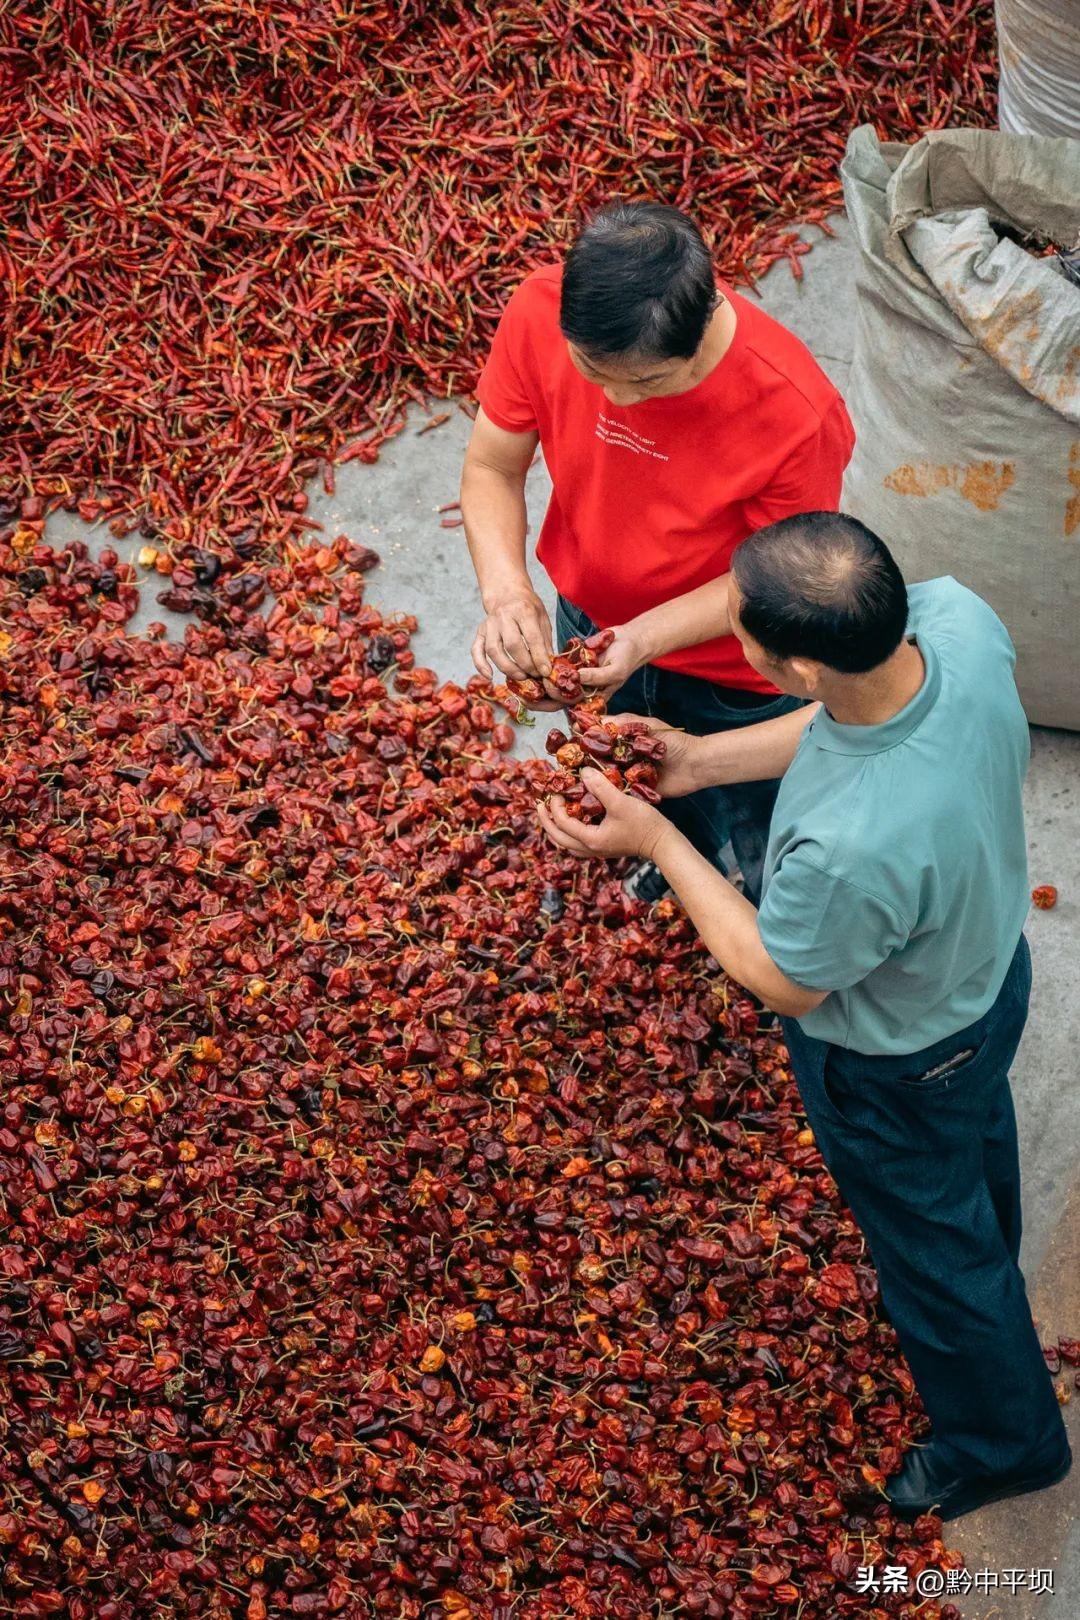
left=560, top=201, right=716, bottom=362
left=731, top=513, right=909, bottom=674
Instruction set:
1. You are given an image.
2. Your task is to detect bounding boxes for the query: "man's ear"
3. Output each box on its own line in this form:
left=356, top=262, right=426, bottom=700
left=788, top=657, right=823, bottom=695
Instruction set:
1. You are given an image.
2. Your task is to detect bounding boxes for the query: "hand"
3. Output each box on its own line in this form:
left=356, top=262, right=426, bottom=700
left=472, top=590, right=555, bottom=687
left=576, top=621, right=651, bottom=700
left=609, top=713, right=705, bottom=798
left=537, top=767, right=670, bottom=862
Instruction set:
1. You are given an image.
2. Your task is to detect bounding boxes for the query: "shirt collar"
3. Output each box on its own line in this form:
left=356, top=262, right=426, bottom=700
left=808, top=634, right=942, bottom=756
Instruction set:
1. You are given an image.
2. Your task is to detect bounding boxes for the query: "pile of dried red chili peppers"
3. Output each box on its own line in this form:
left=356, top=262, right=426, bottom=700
left=0, top=2, right=996, bottom=556
left=0, top=2, right=1024, bottom=1616
left=2, top=529, right=1007, bottom=1620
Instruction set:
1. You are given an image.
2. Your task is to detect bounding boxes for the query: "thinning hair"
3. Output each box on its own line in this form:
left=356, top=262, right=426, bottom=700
left=560, top=201, right=717, bottom=362
left=731, top=513, right=909, bottom=674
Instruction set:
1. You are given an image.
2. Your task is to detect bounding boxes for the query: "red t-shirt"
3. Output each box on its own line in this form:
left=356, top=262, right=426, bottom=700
left=476, top=264, right=855, bottom=690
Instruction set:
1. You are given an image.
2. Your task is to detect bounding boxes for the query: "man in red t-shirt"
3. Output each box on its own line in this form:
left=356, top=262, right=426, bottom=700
left=461, top=201, right=854, bottom=901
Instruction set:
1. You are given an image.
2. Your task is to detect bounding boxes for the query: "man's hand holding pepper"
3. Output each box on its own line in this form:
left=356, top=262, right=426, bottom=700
left=471, top=588, right=555, bottom=686
left=573, top=622, right=652, bottom=701
left=538, top=767, right=670, bottom=861
left=574, top=575, right=735, bottom=701
left=606, top=714, right=708, bottom=798
left=536, top=743, right=826, bottom=1019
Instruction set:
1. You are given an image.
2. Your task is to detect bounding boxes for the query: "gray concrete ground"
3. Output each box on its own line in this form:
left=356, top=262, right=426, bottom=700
left=42, top=217, right=1079, bottom=1612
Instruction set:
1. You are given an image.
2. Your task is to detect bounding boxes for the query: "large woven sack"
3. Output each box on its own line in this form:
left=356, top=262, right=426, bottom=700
left=997, top=0, right=1080, bottom=138
left=840, top=125, right=1080, bottom=729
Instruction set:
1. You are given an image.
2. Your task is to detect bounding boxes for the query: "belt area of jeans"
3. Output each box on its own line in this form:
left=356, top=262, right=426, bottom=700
left=712, top=684, right=781, bottom=709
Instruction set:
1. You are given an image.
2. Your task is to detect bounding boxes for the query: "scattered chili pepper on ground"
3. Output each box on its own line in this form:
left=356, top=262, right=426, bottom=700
left=1031, top=884, right=1058, bottom=909
left=417, top=413, right=452, bottom=436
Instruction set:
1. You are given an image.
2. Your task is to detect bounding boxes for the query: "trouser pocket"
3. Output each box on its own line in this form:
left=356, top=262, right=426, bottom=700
left=555, top=595, right=595, bottom=647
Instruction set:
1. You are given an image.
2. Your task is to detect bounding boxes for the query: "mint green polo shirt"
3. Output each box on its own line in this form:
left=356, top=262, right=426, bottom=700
left=757, top=578, right=1031, bottom=1054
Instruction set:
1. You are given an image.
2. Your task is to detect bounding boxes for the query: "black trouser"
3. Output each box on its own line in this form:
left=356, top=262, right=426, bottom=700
left=782, top=935, right=1066, bottom=1477
left=556, top=595, right=804, bottom=904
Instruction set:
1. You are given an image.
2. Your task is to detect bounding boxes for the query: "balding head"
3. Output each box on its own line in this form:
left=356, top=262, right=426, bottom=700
left=730, top=513, right=908, bottom=675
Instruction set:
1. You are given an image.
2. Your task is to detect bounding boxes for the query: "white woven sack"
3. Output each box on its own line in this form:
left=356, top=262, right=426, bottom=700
left=997, top=0, right=1080, bottom=138
left=841, top=127, right=1080, bottom=729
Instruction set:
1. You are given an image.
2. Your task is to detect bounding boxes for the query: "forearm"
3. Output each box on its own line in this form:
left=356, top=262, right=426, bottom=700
left=650, top=824, right=822, bottom=1016
left=630, top=574, right=732, bottom=659
left=460, top=461, right=532, bottom=609
left=690, top=702, right=818, bottom=787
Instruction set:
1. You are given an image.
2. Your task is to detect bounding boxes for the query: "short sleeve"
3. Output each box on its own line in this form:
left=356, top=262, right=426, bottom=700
left=907, top=577, right=1018, bottom=668
left=741, top=395, right=855, bottom=533
left=475, top=283, right=540, bottom=434
left=758, top=845, right=909, bottom=992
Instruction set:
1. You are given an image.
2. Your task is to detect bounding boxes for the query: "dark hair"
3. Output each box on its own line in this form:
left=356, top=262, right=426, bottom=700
left=731, top=513, right=909, bottom=674
left=560, top=201, right=716, bottom=362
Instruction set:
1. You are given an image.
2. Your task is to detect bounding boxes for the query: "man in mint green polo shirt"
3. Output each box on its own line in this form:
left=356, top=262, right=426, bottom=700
left=538, top=510, right=1070, bottom=1522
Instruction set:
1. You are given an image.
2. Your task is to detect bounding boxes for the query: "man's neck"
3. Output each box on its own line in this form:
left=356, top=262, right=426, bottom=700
left=688, top=296, right=737, bottom=386
left=823, top=638, right=927, bottom=727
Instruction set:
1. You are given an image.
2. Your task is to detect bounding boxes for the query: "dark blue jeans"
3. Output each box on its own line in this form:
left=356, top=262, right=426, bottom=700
left=556, top=595, right=804, bottom=904
left=783, top=935, right=1066, bottom=1477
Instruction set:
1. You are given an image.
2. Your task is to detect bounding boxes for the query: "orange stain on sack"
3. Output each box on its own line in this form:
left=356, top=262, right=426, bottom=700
left=1066, top=444, right=1080, bottom=538
left=1057, top=347, right=1080, bottom=408
left=959, top=461, right=1016, bottom=511
left=883, top=464, right=952, bottom=498
left=980, top=289, right=1043, bottom=361
left=884, top=461, right=1015, bottom=511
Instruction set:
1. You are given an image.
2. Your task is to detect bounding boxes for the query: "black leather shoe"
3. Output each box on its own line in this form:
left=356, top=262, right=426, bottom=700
left=885, top=1437, right=1072, bottom=1522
